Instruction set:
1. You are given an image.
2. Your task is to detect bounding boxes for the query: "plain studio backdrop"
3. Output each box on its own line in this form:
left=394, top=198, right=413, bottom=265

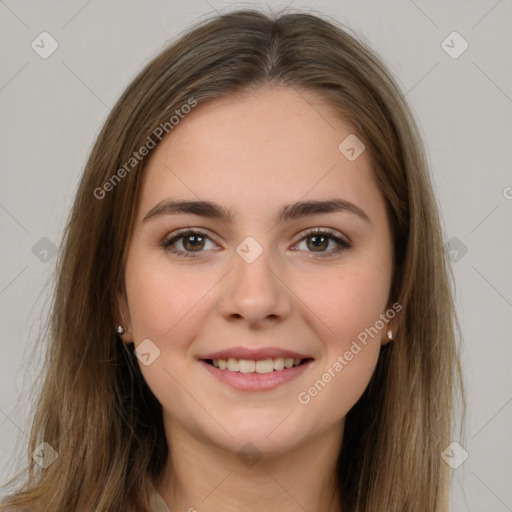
left=0, top=1, right=510, bottom=510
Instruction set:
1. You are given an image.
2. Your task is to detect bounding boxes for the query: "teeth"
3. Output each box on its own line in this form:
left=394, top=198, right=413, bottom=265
left=209, top=357, right=306, bottom=373
left=273, top=358, right=284, bottom=371
left=255, top=359, right=273, bottom=373
left=239, top=360, right=255, bottom=373
left=227, top=358, right=239, bottom=372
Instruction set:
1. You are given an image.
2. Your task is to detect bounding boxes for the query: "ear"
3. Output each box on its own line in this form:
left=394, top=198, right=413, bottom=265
left=380, top=301, right=402, bottom=346
left=115, top=288, right=133, bottom=344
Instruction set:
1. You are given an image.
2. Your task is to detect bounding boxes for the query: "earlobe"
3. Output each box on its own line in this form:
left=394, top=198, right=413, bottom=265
left=115, top=290, right=132, bottom=344
left=381, top=302, right=402, bottom=345
left=381, top=325, right=396, bottom=346
left=116, top=324, right=131, bottom=344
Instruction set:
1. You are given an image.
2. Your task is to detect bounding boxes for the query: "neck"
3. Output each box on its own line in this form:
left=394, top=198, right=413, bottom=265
left=156, top=417, right=344, bottom=512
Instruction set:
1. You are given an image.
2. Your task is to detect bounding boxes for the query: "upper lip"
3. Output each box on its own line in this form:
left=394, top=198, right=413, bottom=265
left=198, top=346, right=313, bottom=361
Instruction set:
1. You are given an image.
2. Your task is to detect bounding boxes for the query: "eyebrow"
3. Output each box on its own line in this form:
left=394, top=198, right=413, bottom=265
left=142, top=198, right=371, bottom=225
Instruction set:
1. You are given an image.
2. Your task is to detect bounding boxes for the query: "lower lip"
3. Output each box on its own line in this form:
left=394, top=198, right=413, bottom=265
left=199, top=359, right=314, bottom=391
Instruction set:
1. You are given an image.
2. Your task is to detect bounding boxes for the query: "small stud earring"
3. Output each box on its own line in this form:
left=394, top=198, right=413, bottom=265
left=117, top=325, right=125, bottom=335
left=387, top=329, right=393, bottom=341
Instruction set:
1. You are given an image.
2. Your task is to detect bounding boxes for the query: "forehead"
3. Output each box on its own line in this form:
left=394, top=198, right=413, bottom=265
left=136, top=85, right=383, bottom=225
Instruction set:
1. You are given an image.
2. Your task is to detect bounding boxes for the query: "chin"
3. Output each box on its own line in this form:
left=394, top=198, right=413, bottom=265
left=209, top=415, right=310, bottom=458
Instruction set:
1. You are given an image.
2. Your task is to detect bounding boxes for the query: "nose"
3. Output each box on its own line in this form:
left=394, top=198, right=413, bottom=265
left=217, top=242, right=292, bottom=328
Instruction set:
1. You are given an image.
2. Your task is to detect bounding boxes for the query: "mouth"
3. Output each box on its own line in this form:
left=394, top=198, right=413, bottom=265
left=197, top=347, right=315, bottom=391
left=202, top=357, right=314, bottom=373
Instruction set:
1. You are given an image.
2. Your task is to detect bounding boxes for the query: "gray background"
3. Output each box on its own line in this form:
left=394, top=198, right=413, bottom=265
left=0, top=1, right=511, bottom=510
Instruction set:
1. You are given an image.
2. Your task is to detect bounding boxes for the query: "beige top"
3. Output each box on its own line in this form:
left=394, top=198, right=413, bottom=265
left=150, top=488, right=172, bottom=512
left=6, top=490, right=171, bottom=512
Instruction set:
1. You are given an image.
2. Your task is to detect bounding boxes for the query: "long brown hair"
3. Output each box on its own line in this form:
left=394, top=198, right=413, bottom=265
left=1, top=8, right=465, bottom=511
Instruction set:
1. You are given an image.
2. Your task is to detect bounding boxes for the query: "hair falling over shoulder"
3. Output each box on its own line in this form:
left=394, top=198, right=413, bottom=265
left=0, top=8, right=465, bottom=512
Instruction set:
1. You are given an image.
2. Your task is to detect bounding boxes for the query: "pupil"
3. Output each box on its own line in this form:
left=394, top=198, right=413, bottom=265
left=309, top=235, right=327, bottom=250
left=186, top=235, right=203, bottom=250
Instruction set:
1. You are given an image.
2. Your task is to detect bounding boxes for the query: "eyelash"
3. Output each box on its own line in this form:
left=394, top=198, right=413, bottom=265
left=161, top=228, right=351, bottom=259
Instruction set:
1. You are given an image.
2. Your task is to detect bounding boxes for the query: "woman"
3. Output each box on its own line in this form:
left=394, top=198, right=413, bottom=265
left=1, top=8, right=465, bottom=512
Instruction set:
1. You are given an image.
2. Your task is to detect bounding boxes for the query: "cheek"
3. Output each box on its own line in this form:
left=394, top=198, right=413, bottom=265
left=125, top=256, right=209, bottom=416
left=297, top=346, right=380, bottom=421
left=294, top=255, right=389, bottom=407
left=295, top=263, right=387, bottom=415
left=298, top=257, right=391, bottom=343
left=125, top=254, right=212, bottom=340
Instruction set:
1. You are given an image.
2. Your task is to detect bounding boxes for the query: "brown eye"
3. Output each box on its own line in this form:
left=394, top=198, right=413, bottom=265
left=182, top=233, right=206, bottom=251
left=161, top=228, right=350, bottom=260
left=294, top=228, right=351, bottom=259
left=162, top=229, right=217, bottom=258
left=306, top=234, right=330, bottom=252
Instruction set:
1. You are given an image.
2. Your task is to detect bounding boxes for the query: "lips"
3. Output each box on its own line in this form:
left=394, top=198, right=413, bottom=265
left=199, top=358, right=315, bottom=391
left=197, top=346, right=313, bottom=361
left=197, top=346, right=315, bottom=391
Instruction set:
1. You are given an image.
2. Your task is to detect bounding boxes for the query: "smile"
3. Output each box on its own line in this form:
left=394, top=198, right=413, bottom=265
left=205, top=357, right=309, bottom=373
left=199, top=358, right=315, bottom=392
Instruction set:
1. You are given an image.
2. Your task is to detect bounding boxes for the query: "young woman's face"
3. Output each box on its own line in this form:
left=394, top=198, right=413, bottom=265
left=120, top=85, right=395, bottom=456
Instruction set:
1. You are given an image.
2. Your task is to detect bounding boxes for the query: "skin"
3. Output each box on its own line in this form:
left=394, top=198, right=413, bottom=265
left=118, top=85, right=399, bottom=512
